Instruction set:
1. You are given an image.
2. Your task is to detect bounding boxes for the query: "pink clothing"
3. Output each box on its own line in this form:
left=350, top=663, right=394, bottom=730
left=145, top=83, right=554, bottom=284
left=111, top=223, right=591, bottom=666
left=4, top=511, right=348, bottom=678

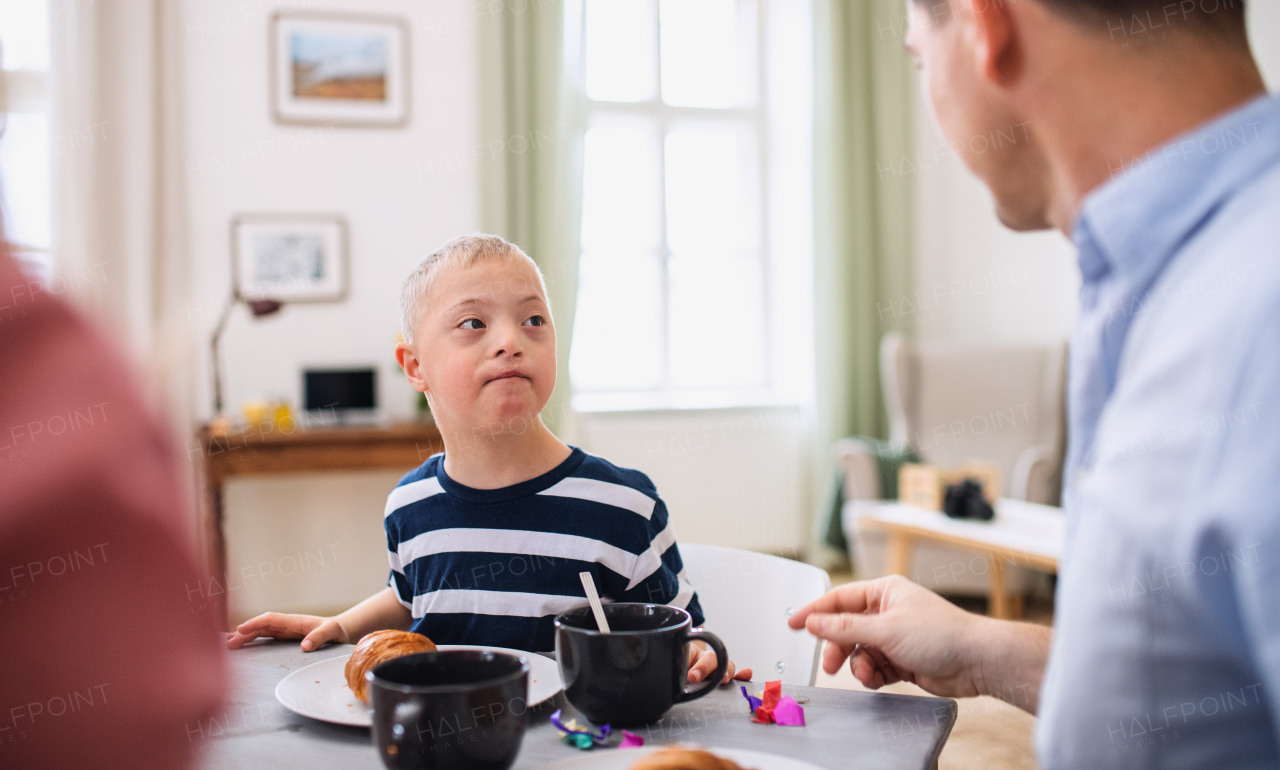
left=0, top=248, right=226, bottom=768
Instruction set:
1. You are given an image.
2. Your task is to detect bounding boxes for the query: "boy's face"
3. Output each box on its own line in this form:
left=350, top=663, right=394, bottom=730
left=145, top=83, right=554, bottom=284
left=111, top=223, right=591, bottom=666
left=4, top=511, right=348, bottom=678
left=398, top=257, right=556, bottom=438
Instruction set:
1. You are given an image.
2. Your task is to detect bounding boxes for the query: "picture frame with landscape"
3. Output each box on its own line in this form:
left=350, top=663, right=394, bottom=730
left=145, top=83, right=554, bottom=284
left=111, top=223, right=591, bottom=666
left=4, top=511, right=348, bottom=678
left=270, top=12, right=409, bottom=127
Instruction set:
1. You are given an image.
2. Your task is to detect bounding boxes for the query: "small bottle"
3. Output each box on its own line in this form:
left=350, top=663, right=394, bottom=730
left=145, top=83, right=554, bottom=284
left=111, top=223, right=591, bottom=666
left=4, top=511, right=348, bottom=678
left=241, top=397, right=268, bottom=429
left=273, top=400, right=295, bottom=433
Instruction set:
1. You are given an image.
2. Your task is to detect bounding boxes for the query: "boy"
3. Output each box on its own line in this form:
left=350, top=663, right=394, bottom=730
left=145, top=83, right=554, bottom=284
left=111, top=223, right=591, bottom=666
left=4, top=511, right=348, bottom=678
left=227, top=235, right=748, bottom=684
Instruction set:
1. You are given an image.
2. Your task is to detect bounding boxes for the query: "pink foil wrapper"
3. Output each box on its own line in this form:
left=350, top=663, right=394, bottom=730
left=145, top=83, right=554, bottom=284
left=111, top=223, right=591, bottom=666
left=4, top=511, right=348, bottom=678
left=773, top=696, right=806, bottom=726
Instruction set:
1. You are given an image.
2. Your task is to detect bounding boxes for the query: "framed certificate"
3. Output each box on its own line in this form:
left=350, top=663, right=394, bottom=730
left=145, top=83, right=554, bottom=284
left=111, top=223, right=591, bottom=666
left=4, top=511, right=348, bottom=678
left=231, top=214, right=348, bottom=303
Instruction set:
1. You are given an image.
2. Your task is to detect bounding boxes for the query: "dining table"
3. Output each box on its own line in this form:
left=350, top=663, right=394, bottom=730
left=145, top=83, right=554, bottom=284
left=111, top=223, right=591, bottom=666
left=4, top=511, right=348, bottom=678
left=198, top=640, right=957, bottom=770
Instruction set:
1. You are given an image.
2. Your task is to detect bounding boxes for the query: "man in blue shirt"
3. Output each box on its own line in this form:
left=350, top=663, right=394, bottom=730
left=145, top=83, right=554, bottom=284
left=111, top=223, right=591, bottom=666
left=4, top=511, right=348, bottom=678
left=790, top=0, right=1280, bottom=766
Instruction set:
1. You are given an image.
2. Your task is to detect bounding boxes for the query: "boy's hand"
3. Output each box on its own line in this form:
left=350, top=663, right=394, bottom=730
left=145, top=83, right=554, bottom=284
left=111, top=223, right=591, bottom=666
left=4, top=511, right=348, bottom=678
left=686, top=645, right=753, bottom=684
left=224, top=612, right=351, bottom=652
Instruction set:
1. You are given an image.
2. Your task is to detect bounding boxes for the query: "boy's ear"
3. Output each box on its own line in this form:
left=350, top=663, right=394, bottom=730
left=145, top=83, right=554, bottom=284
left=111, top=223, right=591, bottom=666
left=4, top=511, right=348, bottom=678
left=395, top=341, right=428, bottom=394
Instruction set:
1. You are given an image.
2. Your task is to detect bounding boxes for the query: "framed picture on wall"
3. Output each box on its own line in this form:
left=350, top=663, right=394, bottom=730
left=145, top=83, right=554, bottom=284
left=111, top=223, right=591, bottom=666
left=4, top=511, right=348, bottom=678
left=232, top=214, right=348, bottom=302
left=270, top=12, right=410, bottom=127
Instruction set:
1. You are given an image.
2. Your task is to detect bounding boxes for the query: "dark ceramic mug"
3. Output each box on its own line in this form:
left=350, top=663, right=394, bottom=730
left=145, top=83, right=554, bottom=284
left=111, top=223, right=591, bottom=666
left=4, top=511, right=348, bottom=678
left=554, top=603, right=728, bottom=727
left=368, top=650, right=529, bottom=770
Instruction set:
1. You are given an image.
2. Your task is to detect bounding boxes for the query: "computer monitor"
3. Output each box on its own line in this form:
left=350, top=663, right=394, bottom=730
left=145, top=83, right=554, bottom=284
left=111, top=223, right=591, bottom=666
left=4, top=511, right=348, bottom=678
left=303, top=368, right=377, bottom=424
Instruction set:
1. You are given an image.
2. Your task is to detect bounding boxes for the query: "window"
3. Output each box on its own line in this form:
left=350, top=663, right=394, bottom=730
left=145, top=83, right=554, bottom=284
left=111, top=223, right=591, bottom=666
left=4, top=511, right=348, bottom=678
left=569, top=0, right=812, bottom=410
left=0, top=0, right=52, bottom=279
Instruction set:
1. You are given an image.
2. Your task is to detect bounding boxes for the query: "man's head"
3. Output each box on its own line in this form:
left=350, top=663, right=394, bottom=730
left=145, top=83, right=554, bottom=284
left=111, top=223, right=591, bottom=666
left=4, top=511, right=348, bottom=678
left=904, top=0, right=1256, bottom=231
left=395, top=234, right=556, bottom=437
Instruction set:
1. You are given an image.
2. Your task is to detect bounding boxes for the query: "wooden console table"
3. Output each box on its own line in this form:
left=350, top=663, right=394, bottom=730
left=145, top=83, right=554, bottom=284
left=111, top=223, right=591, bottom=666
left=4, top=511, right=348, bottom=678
left=854, top=499, right=1063, bottom=619
left=195, top=421, right=443, bottom=626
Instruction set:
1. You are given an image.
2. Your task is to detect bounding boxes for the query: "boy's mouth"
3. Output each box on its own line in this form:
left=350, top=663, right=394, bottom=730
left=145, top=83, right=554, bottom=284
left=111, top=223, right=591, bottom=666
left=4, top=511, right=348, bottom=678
left=486, top=371, right=530, bottom=385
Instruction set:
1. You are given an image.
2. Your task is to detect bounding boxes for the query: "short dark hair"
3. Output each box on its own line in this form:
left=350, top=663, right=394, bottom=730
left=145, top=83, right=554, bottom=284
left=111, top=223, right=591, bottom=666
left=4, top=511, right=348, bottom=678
left=916, top=0, right=1248, bottom=43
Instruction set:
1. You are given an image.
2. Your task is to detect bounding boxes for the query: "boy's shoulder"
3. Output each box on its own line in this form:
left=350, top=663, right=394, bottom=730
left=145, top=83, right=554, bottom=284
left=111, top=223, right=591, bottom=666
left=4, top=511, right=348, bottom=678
left=569, top=449, right=659, bottom=497
left=395, top=452, right=444, bottom=488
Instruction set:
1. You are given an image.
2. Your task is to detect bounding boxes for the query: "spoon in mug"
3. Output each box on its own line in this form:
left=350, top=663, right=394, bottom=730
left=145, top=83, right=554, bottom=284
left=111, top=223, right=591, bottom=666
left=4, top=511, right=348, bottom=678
left=578, top=571, right=611, bottom=633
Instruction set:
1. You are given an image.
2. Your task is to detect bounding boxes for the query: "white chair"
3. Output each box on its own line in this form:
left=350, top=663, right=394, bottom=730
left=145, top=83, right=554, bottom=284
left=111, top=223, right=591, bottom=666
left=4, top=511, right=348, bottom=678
left=679, top=543, right=831, bottom=686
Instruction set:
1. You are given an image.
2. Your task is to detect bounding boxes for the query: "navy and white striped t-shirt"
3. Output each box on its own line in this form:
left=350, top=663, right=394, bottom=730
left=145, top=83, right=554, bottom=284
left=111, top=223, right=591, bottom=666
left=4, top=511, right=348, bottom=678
left=383, top=447, right=704, bottom=653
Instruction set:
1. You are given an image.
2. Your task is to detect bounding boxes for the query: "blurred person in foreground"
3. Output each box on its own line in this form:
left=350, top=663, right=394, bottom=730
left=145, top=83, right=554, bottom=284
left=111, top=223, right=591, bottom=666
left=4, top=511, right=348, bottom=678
left=0, top=231, right=225, bottom=767
left=791, top=0, right=1280, bottom=767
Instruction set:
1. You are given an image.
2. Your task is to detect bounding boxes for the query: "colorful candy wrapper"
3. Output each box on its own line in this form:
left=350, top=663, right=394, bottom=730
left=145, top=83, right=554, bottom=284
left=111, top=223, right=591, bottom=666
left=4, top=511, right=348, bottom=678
left=550, top=709, right=611, bottom=750
left=743, top=680, right=804, bottom=726
left=773, top=696, right=806, bottom=726
left=761, top=681, right=782, bottom=712
left=619, top=730, right=645, bottom=748
left=565, top=734, right=593, bottom=750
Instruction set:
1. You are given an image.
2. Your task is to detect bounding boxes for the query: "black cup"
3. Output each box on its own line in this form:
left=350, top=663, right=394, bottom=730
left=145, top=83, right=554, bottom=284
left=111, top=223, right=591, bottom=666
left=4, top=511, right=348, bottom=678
left=368, top=650, right=529, bottom=770
left=554, top=603, right=728, bottom=727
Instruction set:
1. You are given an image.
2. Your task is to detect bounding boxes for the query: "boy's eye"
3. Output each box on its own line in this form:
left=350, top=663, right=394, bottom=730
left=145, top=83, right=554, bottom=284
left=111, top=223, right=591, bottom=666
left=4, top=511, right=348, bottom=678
left=523, top=315, right=546, bottom=327
left=459, top=318, right=485, bottom=330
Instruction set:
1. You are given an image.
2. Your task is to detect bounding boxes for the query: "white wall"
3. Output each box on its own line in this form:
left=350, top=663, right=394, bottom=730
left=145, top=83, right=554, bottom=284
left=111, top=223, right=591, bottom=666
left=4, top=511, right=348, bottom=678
left=178, top=0, right=485, bottom=618
left=912, top=104, right=1080, bottom=344
left=222, top=470, right=405, bottom=621
left=572, top=407, right=809, bottom=556
left=1251, top=0, right=1280, bottom=88
left=911, top=1, right=1280, bottom=345
left=183, top=0, right=483, bottom=423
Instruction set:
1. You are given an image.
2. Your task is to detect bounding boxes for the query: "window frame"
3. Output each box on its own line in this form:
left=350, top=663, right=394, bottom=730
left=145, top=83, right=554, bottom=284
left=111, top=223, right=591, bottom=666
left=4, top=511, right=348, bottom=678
left=572, top=0, right=780, bottom=404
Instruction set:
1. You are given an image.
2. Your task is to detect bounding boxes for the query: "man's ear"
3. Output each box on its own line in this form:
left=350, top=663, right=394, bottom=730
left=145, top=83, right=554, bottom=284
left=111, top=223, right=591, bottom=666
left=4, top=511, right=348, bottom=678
left=961, top=0, right=1019, bottom=85
left=395, top=341, right=428, bottom=394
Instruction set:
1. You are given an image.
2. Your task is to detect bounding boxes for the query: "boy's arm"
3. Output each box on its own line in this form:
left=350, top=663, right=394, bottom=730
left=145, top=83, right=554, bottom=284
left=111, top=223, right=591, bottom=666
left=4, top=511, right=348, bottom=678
left=330, top=586, right=415, bottom=645
left=226, top=587, right=413, bottom=651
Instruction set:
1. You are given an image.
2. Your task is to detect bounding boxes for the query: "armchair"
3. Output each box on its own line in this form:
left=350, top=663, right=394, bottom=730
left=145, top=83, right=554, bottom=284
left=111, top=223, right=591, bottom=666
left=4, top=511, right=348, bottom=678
left=840, top=333, right=1067, bottom=595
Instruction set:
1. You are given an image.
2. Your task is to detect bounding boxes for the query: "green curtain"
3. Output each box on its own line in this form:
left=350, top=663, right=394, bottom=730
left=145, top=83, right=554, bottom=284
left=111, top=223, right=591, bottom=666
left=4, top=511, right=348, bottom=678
left=477, top=3, right=585, bottom=432
left=811, top=0, right=917, bottom=562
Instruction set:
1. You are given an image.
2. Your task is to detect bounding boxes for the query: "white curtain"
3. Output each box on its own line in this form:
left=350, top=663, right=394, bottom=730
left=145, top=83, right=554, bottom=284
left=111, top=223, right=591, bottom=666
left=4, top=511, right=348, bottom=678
left=477, top=0, right=586, bottom=433
left=50, top=0, right=201, bottom=537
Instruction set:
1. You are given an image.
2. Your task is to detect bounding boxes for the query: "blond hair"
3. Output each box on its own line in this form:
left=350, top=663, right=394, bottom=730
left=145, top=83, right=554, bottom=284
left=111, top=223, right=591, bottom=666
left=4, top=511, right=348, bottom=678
left=399, top=234, right=546, bottom=344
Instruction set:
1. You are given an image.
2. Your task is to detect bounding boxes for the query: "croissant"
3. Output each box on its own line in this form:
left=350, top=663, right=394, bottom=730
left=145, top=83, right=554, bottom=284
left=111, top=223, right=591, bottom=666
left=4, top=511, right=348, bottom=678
left=344, top=629, right=437, bottom=703
left=629, top=748, right=751, bottom=770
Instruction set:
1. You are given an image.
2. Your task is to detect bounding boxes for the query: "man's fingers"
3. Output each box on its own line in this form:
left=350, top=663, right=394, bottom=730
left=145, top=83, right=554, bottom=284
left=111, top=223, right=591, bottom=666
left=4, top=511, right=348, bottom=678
left=730, top=667, right=753, bottom=682
left=787, top=580, right=885, bottom=629
left=850, top=648, right=885, bottom=689
left=805, top=611, right=886, bottom=649
left=822, top=640, right=854, bottom=675
left=865, top=644, right=893, bottom=671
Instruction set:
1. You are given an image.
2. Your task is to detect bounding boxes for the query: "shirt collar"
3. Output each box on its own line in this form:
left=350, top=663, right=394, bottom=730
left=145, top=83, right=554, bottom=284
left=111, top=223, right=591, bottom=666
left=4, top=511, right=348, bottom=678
left=1073, top=93, right=1280, bottom=288
left=435, top=446, right=587, bottom=505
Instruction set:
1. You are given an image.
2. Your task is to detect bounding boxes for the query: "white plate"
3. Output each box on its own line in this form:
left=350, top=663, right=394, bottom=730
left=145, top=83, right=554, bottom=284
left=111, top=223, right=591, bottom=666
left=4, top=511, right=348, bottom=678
left=535, top=746, right=828, bottom=770
left=274, top=644, right=563, bottom=727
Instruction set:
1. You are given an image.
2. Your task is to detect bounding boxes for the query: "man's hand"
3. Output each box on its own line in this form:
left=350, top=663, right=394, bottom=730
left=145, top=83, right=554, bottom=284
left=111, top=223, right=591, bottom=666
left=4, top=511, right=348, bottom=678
left=225, top=612, right=350, bottom=652
left=686, top=645, right=753, bottom=684
left=788, top=575, right=988, bottom=698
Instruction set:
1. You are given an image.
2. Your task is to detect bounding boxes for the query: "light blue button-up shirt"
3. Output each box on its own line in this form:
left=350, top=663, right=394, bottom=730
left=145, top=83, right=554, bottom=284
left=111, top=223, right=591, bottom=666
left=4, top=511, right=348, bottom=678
left=1037, top=93, right=1280, bottom=768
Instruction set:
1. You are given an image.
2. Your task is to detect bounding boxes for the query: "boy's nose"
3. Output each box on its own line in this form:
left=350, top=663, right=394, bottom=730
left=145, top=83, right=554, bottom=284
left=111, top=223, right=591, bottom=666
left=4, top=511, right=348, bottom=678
left=491, top=325, right=523, bottom=358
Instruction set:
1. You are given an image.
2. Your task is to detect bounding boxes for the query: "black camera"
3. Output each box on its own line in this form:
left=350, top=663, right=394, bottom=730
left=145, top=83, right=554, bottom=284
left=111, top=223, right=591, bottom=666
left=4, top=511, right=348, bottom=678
left=942, top=478, right=995, bottom=521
